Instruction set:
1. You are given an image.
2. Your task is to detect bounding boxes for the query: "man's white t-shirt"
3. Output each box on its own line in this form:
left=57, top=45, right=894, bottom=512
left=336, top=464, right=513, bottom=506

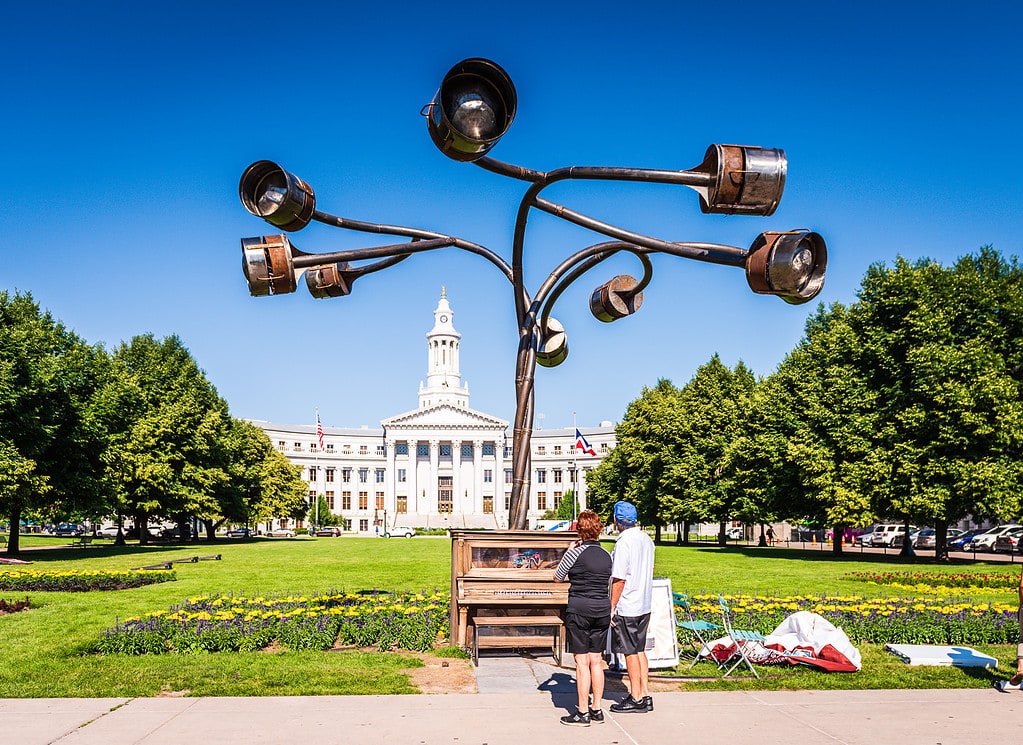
left=611, top=525, right=655, bottom=616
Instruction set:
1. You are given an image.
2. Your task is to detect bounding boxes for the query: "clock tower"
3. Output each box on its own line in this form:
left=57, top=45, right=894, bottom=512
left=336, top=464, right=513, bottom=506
left=419, top=287, right=470, bottom=409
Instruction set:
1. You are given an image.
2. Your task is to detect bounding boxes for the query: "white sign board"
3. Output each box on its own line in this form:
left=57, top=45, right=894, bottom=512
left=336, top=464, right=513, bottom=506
left=606, top=576, right=679, bottom=670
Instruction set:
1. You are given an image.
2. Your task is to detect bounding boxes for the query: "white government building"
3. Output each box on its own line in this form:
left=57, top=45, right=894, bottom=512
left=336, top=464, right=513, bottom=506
left=251, top=290, right=616, bottom=533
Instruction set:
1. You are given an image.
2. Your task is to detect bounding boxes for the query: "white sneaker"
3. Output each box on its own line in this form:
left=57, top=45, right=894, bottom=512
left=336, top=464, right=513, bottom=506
left=994, top=680, right=1022, bottom=692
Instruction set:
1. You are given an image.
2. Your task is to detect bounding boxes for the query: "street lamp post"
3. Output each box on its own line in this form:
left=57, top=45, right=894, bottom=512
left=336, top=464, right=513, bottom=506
left=237, top=57, right=828, bottom=531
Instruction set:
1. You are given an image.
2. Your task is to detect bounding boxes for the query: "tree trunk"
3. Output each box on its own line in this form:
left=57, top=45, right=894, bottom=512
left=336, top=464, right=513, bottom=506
left=682, top=521, right=691, bottom=545
left=674, top=522, right=682, bottom=545
left=204, top=519, right=217, bottom=541
left=899, top=517, right=915, bottom=558
left=6, top=508, right=21, bottom=554
left=114, top=513, right=126, bottom=546
left=832, top=523, right=844, bottom=555
left=935, top=521, right=950, bottom=562
left=758, top=523, right=768, bottom=547
left=654, top=524, right=661, bottom=543
left=135, top=509, right=149, bottom=545
left=718, top=520, right=727, bottom=547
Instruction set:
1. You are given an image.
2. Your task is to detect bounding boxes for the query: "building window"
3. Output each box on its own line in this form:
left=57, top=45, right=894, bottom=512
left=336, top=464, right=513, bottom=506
left=482, top=443, right=495, bottom=456
left=417, top=444, right=429, bottom=457
left=342, top=468, right=352, bottom=483
left=307, top=489, right=316, bottom=501
left=553, top=492, right=562, bottom=508
left=438, top=476, right=453, bottom=513
left=537, top=446, right=546, bottom=456
left=554, top=445, right=562, bottom=455
left=601, top=442, right=609, bottom=453
left=398, top=468, right=406, bottom=483
left=376, top=445, right=385, bottom=456
left=343, top=444, right=353, bottom=454
left=537, top=492, right=547, bottom=511
left=359, top=519, right=368, bottom=532
left=504, top=495, right=511, bottom=510
left=325, top=468, right=335, bottom=483
left=569, top=469, right=576, bottom=482
left=342, top=492, right=352, bottom=510
left=326, top=443, right=334, bottom=453
left=483, top=496, right=493, bottom=514
left=358, top=492, right=368, bottom=510
left=359, top=445, right=368, bottom=455
left=397, top=496, right=407, bottom=513
left=536, top=469, right=546, bottom=484
left=504, top=446, right=513, bottom=459
left=440, top=444, right=451, bottom=457
left=461, top=444, right=473, bottom=458
left=277, top=441, right=286, bottom=452
left=326, top=491, right=335, bottom=510
left=504, top=469, right=513, bottom=484
left=376, top=493, right=384, bottom=510
left=396, top=443, right=408, bottom=455
left=310, top=443, right=318, bottom=453
left=375, top=469, right=385, bottom=483
left=484, top=469, right=493, bottom=483
left=294, top=442, right=303, bottom=452
left=359, top=469, right=368, bottom=483
left=553, top=470, right=562, bottom=483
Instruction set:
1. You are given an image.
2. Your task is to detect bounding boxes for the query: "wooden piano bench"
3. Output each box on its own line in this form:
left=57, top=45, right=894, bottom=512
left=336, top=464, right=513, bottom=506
left=469, top=613, right=564, bottom=666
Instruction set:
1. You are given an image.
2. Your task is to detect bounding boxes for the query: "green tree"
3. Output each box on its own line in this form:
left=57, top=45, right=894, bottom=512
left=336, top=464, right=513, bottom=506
left=0, top=292, right=110, bottom=553
left=250, top=448, right=308, bottom=527
left=670, top=356, right=757, bottom=546
left=850, top=249, right=1023, bottom=558
left=102, top=334, right=230, bottom=543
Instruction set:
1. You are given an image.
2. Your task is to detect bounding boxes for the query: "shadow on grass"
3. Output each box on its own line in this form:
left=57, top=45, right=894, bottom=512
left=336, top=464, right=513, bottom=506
left=659, top=542, right=1013, bottom=568
left=2, top=539, right=233, bottom=564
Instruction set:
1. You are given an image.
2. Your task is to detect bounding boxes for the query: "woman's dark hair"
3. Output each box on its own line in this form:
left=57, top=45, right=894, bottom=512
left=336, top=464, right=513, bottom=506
left=575, top=510, right=603, bottom=542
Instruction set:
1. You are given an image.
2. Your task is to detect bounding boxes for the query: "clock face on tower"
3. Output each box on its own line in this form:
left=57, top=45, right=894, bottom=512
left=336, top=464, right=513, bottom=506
left=439, top=314, right=448, bottom=323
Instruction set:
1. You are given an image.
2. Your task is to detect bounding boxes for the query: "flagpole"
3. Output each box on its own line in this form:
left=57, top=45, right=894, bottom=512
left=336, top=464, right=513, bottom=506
left=572, top=411, right=577, bottom=523
left=314, top=408, right=320, bottom=530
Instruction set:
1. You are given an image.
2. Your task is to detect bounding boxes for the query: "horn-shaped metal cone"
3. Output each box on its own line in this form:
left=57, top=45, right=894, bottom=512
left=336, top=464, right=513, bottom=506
left=305, top=262, right=353, bottom=298
left=745, top=230, right=827, bottom=304
left=426, top=58, right=517, bottom=162
left=589, top=275, right=644, bottom=322
left=693, top=144, right=786, bottom=216
left=239, top=160, right=316, bottom=232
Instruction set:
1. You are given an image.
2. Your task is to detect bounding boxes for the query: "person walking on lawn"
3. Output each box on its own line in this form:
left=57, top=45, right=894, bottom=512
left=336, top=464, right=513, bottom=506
left=608, top=500, right=655, bottom=713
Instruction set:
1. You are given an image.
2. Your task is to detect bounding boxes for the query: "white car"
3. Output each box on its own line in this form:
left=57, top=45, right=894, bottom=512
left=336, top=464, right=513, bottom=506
left=95, top=525, right=121, bottom=538
left=386, top=527, right=417, bottom=538
left=267, top=528, right=296, bottom=538
left=965, top=525, right=1019, bottom=552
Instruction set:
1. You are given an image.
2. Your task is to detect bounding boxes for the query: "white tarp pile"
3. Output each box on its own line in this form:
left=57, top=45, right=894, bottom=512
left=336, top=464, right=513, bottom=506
left=701, top=610, right=862, bottom=672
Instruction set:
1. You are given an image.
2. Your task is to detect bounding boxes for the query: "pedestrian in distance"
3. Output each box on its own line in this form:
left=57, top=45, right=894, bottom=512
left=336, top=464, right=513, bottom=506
left=553, top=510, right=612, bottom=727
left=608, top=500, right=656, bottom=714
left=995, top=562, right=1023, bottom=692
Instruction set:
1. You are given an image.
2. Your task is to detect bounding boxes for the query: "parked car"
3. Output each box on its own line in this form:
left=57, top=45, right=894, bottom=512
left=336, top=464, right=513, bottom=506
left=854, top=526, right=881, bottom=547
left=949, top=528, right=987, bottom=551
left=726, top=526, right=743, bottom=540
left=225, top=527, right=254, bottom=538
left=95, top=525, right=121, bottom=538
left=965, top=524, right=1020, bottom=552
left=912, top=528, right=964, bottom=550
left=869, top=524, right=917, bottom=547
left=52, top=523, right=85, bottom=537
left=387, top=526, right=417, bottom=538
left=314, top=527, right=342, bottom=537
left=994, top=526, right=1023, bottom=553
left=267, top=528, right=296, bottom=538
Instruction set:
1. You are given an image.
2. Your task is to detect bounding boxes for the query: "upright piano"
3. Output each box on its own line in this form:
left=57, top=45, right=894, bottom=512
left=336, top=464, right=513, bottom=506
left=450, top=529, right=577, bottom=662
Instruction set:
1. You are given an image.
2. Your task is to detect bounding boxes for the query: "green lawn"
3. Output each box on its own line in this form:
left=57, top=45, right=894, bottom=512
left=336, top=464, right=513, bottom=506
left=0, top=536, right=1017, bottom=696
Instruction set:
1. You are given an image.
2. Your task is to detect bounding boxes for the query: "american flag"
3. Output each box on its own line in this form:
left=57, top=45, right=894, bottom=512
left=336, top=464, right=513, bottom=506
left=575, top=428, right=597, bottom=456
left=316, top=413, right=325, bottom=451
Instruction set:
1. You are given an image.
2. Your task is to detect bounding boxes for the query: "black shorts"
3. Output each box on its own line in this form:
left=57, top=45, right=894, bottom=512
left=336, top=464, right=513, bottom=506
left=611, top=613, right=651, bottom=656
left=564, top=612, right=611, bottom=654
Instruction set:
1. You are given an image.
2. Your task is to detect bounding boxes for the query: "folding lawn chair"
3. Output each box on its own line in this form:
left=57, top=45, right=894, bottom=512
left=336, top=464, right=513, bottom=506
left=717, top=595, right=766, bottom=678
left=673, top=592, right=723, bottom=668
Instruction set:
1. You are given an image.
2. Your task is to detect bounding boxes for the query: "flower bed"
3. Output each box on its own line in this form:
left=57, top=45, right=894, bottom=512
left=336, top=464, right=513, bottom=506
left=94, top=590, right=448, bottom=655
left=0, top=568, right=175, bottom=592
left=845, top=570, right=1017, bottom=592
left=688, top=593, right=1018, bottom=646
left=0, top=596, right=30, bottom=614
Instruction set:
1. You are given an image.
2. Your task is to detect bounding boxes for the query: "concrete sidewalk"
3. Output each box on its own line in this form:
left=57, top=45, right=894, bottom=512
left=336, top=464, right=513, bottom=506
left=3, top=687, right=1020, bottom=745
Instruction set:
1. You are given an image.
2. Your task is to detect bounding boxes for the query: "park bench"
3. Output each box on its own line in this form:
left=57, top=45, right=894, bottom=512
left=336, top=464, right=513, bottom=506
left=70, top=535, right=94, bottom=547
left=131, top=555, right=221, bottom=571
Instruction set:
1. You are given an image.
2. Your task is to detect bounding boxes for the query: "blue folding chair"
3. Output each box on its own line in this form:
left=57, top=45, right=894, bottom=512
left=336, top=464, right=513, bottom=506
left=717, top=595, right=766, bottom=678
left=672, top=592, right=722, bottom=668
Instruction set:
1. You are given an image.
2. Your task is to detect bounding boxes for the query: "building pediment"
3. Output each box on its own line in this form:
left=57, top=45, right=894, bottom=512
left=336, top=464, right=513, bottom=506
left=382, top=404, right=508, bottom=430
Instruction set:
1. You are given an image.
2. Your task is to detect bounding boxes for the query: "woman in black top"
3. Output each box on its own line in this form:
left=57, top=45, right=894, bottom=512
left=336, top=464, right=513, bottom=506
left=554, top=510, right=612, bottom=727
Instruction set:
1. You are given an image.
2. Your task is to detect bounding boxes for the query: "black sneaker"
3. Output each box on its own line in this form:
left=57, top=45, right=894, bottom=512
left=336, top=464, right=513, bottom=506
left=641, top=696, right=654, bottom=711
left=588, top=708, right=605, bottom=723
left=609, top=695, right=649, bottom=714
left=560, top=711, right=590, bottom=727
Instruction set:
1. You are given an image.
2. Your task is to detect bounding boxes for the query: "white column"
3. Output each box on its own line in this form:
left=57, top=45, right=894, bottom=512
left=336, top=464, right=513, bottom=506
left=452, top=439, right=462, bottom=516
left=429, top=439, right=440, bottom=514
left=406, top=439, right=418, bottom=515
left=473, top=439, right=485, bottom=515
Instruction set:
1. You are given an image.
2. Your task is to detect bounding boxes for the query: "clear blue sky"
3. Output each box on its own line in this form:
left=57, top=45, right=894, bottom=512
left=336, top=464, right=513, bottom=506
left=4, top=1, right=1020, bottom=430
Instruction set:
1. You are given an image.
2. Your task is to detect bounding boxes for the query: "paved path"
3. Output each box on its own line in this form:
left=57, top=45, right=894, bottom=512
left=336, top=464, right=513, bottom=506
left=3, top=652, right=1020, bottom=745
